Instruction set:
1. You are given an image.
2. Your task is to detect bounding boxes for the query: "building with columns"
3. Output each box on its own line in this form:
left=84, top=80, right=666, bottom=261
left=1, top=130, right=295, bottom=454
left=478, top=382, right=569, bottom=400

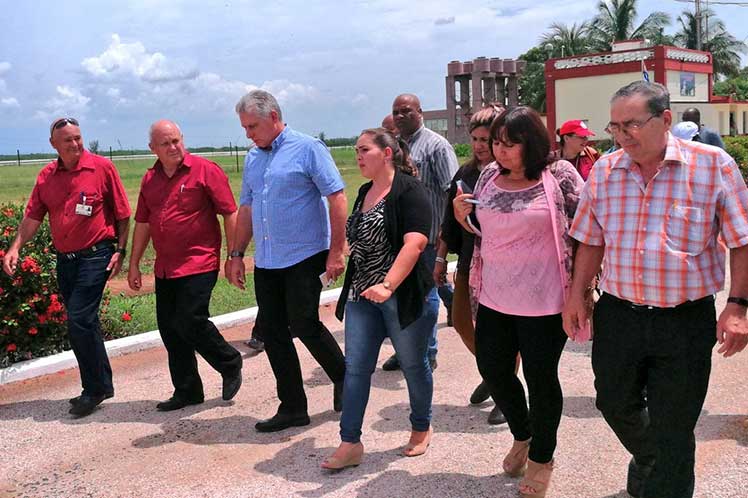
left=423, top=57, right=525, bottom=143
left=545, top=40, right=748, bottom=141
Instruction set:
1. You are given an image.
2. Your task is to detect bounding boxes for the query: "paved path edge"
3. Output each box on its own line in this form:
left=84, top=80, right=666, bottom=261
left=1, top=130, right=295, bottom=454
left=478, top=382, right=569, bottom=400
left=0, top=262, right=457, bottom=385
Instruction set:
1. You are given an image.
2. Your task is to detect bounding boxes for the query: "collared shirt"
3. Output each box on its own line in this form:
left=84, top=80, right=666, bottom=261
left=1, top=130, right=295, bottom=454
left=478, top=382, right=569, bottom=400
left=239, top=126, right=344, bottom=269
left=405, top=125, right=459, bottom=243
left=570, top=133, right=748, bottom=307
left=134, top=152, right=237, bottom=279
left=25, top=150, right=131, bottom=253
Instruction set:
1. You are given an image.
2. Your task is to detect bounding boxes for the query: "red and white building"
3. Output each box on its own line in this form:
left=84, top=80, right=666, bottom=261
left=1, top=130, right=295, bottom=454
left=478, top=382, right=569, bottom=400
left=545, top=40, right=746, bottom=140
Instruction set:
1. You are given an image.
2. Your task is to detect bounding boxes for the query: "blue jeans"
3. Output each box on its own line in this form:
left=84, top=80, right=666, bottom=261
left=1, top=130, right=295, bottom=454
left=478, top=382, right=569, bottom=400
left=340, top=295, right=436, bottom=443
left=56, top=245, right=114, bottom=397
left=422, top=243, right=452, bottom=359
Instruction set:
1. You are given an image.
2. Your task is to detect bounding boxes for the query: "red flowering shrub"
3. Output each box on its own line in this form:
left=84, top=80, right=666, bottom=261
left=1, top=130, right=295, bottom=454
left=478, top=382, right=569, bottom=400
left=1, top=203, right=70, bottom=367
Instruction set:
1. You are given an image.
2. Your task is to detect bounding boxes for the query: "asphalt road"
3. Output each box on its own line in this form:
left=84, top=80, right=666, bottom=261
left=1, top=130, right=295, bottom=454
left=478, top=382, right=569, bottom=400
left=1, top=293, right=747, bottom=497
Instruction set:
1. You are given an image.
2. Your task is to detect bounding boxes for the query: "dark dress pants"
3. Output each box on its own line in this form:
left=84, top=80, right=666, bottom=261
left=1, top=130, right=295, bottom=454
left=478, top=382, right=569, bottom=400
left=56, top=245, right=115, bottom=397
left=592, top=293, right=717, bottom=498
left=253, top=250, right=346, bottom=415
left=155, top=270, right=242, bottom=401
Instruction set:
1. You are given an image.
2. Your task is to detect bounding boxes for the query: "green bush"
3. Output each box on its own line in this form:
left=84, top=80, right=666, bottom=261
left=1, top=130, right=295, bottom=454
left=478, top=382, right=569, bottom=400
left=0, top=203, right=68, bottom=367
left=723, top=136, right=748, bottom=183
left=453, top=143, right=471, bottom=158
left=0, top=202, right=141, bottom=367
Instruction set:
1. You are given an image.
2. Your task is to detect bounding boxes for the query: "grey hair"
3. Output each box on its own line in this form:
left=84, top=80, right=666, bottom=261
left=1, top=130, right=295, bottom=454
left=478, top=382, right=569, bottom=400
left=235, top=89, right=282, bottom=120
left=611, top=81, right=670, bottom=115
left=148, top=120, right=182, bottom=143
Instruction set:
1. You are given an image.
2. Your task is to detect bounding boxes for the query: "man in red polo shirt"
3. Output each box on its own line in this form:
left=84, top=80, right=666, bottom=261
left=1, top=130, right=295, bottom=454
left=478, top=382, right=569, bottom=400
left=128, top=120, right=242, bottom=411
left=3, top=117, right=131, bottom=417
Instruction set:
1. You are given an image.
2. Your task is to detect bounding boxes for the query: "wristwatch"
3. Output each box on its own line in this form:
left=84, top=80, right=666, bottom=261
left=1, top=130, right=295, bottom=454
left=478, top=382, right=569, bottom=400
left=229, top=250, right=245, bottom=258
left=115, top=247, right=127, bottom=257
left=727, top=296, right=748, bottom=307
left=382, top=280, right=392, bottom=290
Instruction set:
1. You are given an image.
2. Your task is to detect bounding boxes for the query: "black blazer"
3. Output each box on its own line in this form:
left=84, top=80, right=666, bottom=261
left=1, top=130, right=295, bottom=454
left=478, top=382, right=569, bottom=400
left=335, top=171, right=434, bottom=329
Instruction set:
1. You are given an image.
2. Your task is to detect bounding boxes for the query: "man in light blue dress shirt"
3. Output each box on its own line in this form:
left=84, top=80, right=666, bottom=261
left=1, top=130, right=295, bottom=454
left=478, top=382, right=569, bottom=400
left=227, top=90, right=347, bottom=433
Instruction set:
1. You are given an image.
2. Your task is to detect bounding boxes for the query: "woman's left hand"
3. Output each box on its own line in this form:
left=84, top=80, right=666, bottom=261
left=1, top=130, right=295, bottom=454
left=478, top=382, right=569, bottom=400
left=361, top=283, right=393, bottom=303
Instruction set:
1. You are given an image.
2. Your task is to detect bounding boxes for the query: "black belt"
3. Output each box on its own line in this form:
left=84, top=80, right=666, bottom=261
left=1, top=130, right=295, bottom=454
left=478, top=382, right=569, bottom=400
left=604, top=293, right=714, bottom=312
left=57, top=241, right=115, bottom=260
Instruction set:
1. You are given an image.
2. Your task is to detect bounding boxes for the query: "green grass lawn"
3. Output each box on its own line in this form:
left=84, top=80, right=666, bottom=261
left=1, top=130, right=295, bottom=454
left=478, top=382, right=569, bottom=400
left=1, top=148, right=367, bottom=332
left=3, top=146, right=467, bottom=347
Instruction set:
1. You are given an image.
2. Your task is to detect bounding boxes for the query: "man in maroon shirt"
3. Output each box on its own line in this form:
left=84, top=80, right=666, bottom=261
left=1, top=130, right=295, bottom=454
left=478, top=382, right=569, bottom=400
left=128, top=120, right=242, bottom=411
left=3, top=117, right=131, bottom=417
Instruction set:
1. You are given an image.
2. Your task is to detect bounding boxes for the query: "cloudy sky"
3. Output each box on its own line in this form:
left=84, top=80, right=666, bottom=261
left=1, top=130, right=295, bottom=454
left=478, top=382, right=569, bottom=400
left=2, top=0, right=748, bottom=154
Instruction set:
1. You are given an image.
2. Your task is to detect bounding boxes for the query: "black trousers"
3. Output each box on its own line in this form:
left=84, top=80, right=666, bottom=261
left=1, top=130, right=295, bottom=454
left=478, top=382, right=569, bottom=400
left=155, top=270, right=242, bottom=401
left=254, top=250, right=346, bottom=415
left=474, top=305, right=567, bottom=463
left=592, top=293, right=717, bottom=498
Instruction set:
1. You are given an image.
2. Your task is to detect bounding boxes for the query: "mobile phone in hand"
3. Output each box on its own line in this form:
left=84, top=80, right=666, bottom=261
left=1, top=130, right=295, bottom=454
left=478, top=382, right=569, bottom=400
left=457, top=180, right=480, bottom=205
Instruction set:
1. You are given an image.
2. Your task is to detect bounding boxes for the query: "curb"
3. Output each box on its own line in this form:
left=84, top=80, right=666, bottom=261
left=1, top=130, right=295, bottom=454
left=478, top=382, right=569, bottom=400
left=0, top=262, right=457, bottom=385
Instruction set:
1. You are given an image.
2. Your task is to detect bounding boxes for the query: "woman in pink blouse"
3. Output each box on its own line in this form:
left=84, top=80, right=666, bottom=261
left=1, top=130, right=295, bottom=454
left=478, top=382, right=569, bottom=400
left=453, top=107, right=585, bottom=498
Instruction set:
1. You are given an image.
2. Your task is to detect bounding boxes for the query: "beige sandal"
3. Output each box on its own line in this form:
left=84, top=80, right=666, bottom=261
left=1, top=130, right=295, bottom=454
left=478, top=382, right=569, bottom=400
left=519, top=459, right=554, bottom=497
left=321, top=442, right=364, bottom=470
left=503, top=438, right=531, bottom=477
left=402, top=427, right=433, bottom=457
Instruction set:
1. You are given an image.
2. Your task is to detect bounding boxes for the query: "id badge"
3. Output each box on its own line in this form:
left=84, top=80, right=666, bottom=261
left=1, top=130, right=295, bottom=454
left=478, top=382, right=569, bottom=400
left=75, top=203, right=93, bottom=216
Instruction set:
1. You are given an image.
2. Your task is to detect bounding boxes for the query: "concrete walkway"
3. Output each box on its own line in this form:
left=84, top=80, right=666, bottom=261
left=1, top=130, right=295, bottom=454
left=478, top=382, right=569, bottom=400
left=1, top=298, right=747, bottom=498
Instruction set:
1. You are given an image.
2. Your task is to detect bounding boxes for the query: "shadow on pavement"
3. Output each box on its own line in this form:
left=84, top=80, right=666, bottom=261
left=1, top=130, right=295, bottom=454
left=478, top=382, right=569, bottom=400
left=370, top=403, right=507, bottom=435
left=0, top=397, right=226, bottom=425
left=343, top=468, right=520, bottom=498
left=254, top=437, right=426, bottom=498
left=131, top=410, right=339, bottom=449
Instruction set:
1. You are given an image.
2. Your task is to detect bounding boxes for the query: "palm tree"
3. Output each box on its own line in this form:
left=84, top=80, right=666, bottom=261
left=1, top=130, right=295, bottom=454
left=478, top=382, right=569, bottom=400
left=588, top=0, right=671, bottom=52
left=673, top=9, right=747, bottom=78
left=539, top=22, right=591, bottom=58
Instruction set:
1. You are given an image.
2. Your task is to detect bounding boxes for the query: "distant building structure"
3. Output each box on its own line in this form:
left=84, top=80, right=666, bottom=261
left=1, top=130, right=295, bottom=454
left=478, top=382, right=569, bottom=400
left=545, top=39, right=748, bottom=142
left=423, top=56, right=526, bottom=143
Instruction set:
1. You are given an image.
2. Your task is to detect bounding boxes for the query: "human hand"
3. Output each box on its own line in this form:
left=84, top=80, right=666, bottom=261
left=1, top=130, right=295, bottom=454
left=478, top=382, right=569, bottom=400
left=106, top=252, right=123, bottom=279
left=2, top=248, right=19, bottom=276
left=361, top=283, right=393, bottom=303
left=562, top=291, right=591, bottom=341
left=716, top=303, right=748, bottom=357
left=453, top=188, right=476, bottom=222
left=128, top=266, right=142, bottom=291
left=433, top=260, right=447, bottom=286
left=326, top=250, right=345, bottom=281
left=227, top=258, right=246, bottom=290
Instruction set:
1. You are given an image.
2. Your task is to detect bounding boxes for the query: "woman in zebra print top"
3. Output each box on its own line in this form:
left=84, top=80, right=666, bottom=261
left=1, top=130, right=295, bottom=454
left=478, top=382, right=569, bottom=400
left=322, top=128, right=436, bottom=470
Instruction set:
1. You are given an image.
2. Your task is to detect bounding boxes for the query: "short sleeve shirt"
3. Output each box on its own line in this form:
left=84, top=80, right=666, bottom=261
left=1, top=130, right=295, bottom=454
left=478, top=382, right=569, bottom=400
left=134, top=152, right=237, bottom=278
left=239, top=126, right=345, bottom=269
left=25, top=150, right=131, bottom=253
left=570, top=133, right=748, bottom=307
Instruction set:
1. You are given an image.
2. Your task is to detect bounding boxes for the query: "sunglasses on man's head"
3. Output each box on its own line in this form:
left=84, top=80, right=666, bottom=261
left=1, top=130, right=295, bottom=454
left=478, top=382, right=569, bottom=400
left=49, top=117, right=79, bottom=136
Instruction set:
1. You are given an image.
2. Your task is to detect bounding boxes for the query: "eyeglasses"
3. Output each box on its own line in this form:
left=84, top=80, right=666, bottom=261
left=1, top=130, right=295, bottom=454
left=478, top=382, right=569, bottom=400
left=49, top=117, right=79, bottom=137
left=605, top=114, right=660, bottom=136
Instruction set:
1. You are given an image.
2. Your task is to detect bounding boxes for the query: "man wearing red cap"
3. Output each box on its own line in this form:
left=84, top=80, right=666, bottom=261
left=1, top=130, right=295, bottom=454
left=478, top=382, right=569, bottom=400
left=555, top=119, right=600, bottom=181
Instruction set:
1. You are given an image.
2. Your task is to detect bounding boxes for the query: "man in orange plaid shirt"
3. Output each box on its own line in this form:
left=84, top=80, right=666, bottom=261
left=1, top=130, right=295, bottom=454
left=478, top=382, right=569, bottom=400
left=563, top=81, right=748, bottom=498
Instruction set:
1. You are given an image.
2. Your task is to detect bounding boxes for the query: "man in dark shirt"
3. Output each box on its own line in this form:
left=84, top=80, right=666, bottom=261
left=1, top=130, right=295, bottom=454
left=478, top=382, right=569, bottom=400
left=682, top=107, right=725, bottom=149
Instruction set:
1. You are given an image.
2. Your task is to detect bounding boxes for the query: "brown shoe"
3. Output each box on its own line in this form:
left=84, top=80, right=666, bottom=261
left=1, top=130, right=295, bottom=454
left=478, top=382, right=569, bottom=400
left=519, top=459, right=554, bottom=498
left=503, top=438, right=531, bottom=477
left=321, top=442, right=364, bottom=470
left=402, top=426, right=433, bottom=457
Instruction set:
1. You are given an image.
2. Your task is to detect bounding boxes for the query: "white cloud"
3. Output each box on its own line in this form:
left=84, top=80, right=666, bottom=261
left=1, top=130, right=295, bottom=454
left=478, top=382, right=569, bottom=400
left=1, top=97, right=19, bottom=108
left=0, top=62, right=10, bottom=75
left=82, top=34, right=198, bottom=82
left=34, top=85, right=91, bottom=121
